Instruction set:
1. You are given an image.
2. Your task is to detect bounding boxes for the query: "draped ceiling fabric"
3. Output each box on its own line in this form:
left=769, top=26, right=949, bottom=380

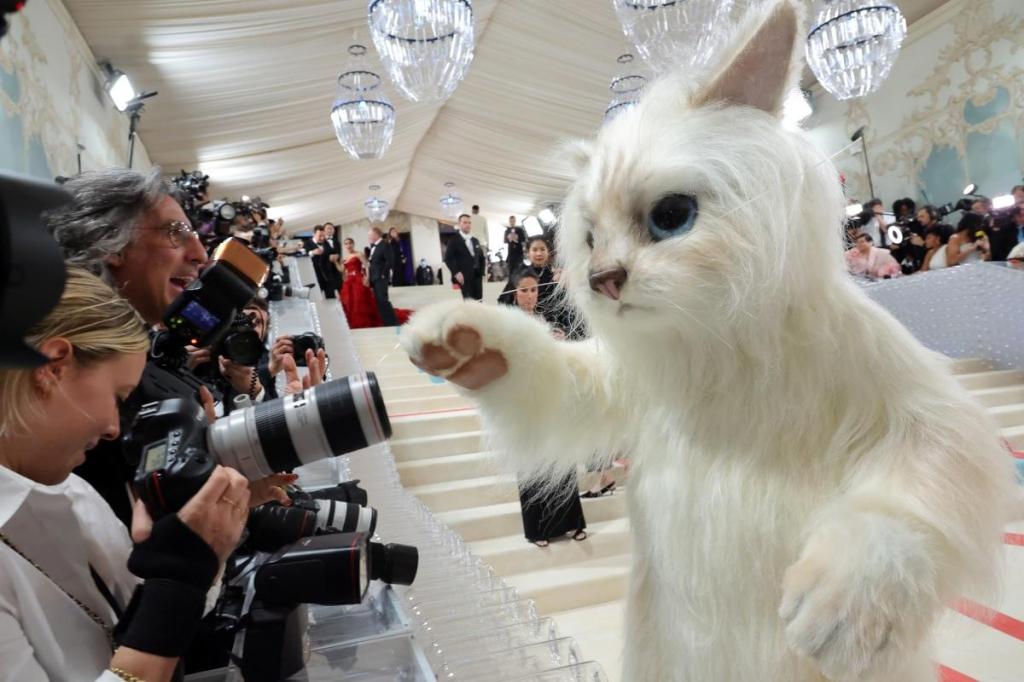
left=62, top=0, right=946, bottom=230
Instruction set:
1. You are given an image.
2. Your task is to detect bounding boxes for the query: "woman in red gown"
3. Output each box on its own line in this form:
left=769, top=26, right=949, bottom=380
left=339, top=238, right=382, bottom=328
left=338, top=238, right=411, bottom=328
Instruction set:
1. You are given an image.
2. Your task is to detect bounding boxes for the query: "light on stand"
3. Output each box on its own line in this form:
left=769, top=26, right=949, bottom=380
left=992, top=194, right=1015, bottom=210
left=537, top=207, right=557, bottom=228
left=522, top=216, right=543, bottom=237
left=107, top=72, right=136, bottom=112
left=845, top=203, right=864, bottom=218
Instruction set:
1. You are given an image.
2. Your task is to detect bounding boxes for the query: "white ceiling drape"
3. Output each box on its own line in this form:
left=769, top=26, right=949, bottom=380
left=62, top=0, right=944, bottom=230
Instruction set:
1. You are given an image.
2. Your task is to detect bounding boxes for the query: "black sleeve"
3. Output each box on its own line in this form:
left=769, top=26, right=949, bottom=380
left=114, top=515, right=220, bottom=657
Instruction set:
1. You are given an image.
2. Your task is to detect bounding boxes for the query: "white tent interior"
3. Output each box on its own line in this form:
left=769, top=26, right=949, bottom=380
left=63, top=0, right=946, bottom=233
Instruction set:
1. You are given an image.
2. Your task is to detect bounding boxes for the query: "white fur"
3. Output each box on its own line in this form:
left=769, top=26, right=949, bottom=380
left=400, top=2, right=1017, bottom=680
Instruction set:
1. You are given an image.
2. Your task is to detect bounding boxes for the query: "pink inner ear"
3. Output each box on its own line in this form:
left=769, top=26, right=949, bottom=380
left=695, top=1, right=800, bottom=115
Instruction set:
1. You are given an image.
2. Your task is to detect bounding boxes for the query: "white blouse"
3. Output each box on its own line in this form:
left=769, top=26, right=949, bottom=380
left=0, top=466, right=137, bottom=681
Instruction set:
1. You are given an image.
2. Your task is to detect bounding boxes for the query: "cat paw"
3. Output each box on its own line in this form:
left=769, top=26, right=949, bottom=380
left=779, top=522, right=938, bottom=681
left=400, top=300, right=543, bottom=391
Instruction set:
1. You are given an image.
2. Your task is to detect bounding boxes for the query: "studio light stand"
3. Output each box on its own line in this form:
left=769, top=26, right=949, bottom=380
left=125, top=90, right=157, bottom=169
left=850, top=126, right=875, bottom=200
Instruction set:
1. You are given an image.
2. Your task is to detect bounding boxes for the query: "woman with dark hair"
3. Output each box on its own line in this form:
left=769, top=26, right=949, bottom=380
left=498, top=236, right=555, bottom=310
left=947, top=212, right=989, bottom=266
left=508, top=270, right=587, bottom=547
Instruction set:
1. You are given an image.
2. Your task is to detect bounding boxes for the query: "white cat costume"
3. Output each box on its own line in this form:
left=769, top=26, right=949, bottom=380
left=400, top=2, right=1017, bottom=680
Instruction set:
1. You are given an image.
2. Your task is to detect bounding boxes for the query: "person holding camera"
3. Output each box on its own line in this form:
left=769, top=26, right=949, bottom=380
left=0, top=268, right=250, bottom=682
left=47, top=168, right=293, bottom=527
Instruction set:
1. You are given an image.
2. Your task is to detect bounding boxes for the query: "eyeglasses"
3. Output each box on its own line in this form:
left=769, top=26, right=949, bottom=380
left=140, top=220, right=199, bottom=248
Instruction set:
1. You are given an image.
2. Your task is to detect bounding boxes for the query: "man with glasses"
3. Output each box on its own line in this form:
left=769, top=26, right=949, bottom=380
left=49, top=168, right=208, bottom=326
left=46, top=169, right=221, bottom=525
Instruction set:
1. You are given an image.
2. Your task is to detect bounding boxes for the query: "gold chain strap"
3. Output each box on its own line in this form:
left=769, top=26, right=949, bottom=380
left=0, top=530, right=114, bottom=650
left=109, top=665, right=147, bottom=682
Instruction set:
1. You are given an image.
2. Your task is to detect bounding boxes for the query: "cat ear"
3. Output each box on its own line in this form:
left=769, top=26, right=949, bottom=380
left=694, top=0, right=804, bottom=116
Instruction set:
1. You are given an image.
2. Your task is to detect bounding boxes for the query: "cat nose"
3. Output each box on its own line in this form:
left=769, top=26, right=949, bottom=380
left=589, top=266, right=628, bottom=301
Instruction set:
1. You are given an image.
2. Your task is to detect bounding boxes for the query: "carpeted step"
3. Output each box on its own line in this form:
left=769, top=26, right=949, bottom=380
left=382, top=382, right=459, bottom=401
left=956, top=369, right=1024, bottom=391
left=986, top=403, right=1024, bottom=429
left=551, top=601, right=627, bottom=682
left=407, top=475, right=519, bottom=512
left=471, top=517, right=631, bottom=576
left=439, top=494, right=628, bottom=542
left=390, top=431, right=484, bottom=462
left=969, top=384, right=1024, bottom=409
left=504, top=553, right=631, bottom=614
left=384, top=394, right=474, bottom=416
left=390, top=411, right=482, bottom=440
left=397, top=451, right=500, bottom=486
left=947, top=358, right=994, bottom=374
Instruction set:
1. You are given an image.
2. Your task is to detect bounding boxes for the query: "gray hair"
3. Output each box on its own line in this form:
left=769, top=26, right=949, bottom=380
left=46, top=167, right=183, bottom=277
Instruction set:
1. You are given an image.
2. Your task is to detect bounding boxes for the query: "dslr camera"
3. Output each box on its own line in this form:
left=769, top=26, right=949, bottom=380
left=290, top=332, right=325, bottom=367
left=125, top=372, right=391, bottom=519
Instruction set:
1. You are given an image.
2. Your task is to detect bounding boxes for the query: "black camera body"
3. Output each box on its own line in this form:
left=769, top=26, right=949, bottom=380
left=128, top=398, right=217, bottom=519
left=217, top=313, right=263, bottom=366
left=291, top=332, right=324, bottom=366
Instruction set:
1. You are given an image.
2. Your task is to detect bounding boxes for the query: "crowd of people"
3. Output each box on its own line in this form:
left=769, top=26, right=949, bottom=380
left=0, top=166, right=341, bottom=681
left=844, top=184, right=1024, bottom=281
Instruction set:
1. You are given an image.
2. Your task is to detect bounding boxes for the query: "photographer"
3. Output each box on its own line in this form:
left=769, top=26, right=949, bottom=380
left=187, top=297, right=277, bottom=407
left=988, top=186, right=1024, bottom=261
left=47, top=168, right=291, bottom=526
left=189, top=298, right=327, bottom=409
left=0, top=268, right=249, bottom=682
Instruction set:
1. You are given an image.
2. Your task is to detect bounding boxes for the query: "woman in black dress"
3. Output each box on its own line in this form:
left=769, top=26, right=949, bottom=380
left=509, top=270, right=587, bottom=547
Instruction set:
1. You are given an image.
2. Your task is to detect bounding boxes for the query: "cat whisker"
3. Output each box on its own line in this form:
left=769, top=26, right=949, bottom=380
left=641, top=291, right=737, bottom=352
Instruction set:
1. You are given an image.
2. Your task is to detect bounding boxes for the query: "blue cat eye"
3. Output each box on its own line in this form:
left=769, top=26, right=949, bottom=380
left=646, top=194, right=698, bottom=242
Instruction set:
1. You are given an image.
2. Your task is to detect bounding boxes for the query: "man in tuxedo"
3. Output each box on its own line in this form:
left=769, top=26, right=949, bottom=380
left=445, top=213, right=486, bottom=301
left=312, top=223, right=342, bottom=298
left=367, top=227, right=398, bottom=325
left=504, top=215, right=527, bottom=273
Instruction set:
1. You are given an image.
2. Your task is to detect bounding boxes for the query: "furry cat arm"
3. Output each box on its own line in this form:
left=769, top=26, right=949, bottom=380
left=780, top=433, right=1012, bottom=681
left=400, top=300, right=626, bottom=474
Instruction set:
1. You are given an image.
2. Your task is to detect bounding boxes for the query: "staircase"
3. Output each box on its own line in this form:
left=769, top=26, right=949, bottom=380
left=349, top=317, right=1024, bottom=682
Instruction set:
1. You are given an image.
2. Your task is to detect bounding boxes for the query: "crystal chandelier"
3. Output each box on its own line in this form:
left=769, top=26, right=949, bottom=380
left=330, top=45, right=396, bottom=160
left=368, top=0, right=475, bottom=103
left=605, top=53, right=647, bottom=122
left=806, top=0, right=907, bottom=101
left=364, top=185, right=390, bottom=222
left=439, top=182, right=463, bottom=219
left=611, top=0, right=736, bottom=74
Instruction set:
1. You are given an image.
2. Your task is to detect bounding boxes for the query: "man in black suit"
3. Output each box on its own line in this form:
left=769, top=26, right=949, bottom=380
left=445, top=213, right=486, bottom=301
left=504, top=215, right=528, bottom=273
left=367, top=227, right=398, bottom=325
left=311, top=223, right=342, bottom=298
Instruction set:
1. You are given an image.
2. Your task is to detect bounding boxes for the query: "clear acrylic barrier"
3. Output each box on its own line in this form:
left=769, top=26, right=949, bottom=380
left=505, top=662, right=608, bottom=682
left=438, top=637, right=583, bottom=680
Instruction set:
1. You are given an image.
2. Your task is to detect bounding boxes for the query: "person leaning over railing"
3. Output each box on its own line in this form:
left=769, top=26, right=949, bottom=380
left=0, top=268, right=249, bottom=682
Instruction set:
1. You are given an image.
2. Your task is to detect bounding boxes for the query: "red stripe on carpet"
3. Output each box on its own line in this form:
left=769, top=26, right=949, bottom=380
left=938, top=664, right=978, bottom=682
left=952, top=599, right=1024, bottom=641
left=1006, top=532, right=1024, bottom=546
left=390, top=406, right=476, bottom=419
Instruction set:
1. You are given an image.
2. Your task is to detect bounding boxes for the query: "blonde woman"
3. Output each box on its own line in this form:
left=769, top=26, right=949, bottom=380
left=0, top=268, right=249, bottom=682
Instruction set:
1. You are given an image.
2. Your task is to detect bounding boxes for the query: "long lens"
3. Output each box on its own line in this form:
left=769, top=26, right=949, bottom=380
left=246, top=501, right=377, bottom=552
left=207, top=372, right=391, bottom=479
left=317, top=499, right=377, bottom=535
